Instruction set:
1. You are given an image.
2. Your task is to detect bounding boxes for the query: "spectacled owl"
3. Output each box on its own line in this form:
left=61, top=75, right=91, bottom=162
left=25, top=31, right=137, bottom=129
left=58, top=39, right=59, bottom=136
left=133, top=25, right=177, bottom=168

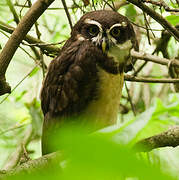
left=41, top=10, right=138, bottom=155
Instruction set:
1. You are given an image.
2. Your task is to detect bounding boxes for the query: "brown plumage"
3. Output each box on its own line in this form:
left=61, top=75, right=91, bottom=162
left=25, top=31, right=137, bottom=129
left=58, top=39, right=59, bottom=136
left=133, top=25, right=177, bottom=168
left=40, top=10, right=138, bottom=154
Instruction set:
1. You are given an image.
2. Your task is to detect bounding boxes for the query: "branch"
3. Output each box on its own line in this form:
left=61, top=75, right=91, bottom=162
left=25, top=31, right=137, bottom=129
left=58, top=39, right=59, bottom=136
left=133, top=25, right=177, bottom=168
left=0, top=152, right=63, bottom=179
left=131, top=50, right=179, bottom=67
left=61, top=0, right=73, bottom=29
left=127, top=0, right=179, bottom=41
left=125, top=75, right=179, bottom=83
left=6, top=0, right=20, bottom=24
left=0, top=0, right=55, bottom=96
left=134, top=126, right=179, bottom=152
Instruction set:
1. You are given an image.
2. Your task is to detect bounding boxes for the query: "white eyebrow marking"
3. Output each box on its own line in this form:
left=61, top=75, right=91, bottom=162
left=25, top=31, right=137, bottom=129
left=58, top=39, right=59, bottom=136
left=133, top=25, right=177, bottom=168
left=84, top=19, right=103, bottom=31
left=109, top=22, right=127, bottom=31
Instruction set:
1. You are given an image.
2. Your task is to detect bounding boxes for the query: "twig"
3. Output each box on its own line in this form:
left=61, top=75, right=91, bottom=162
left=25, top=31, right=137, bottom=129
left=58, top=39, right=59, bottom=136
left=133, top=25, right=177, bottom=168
left=131, top=21, right=163, bottom=31
left=12, top=3, right=79, bottom=10
left=127, top=0, right=179, bottom=41
left=134, top=126, right=179, bottom=152
left=27, top=0, right=41, bottom=39
left=61, top=0, right=73, bottom=29
left=103, top=0, right=116, bottom=11
left=143, top=12, right=151, bottom=45
left=6, top=0, right=19, bottom=24
left=125, top=75, right=179, bottom=83
left=125, top=82, right=136, bottom=116
left=0, top=123, right=29, bottom=136
left=133, top=61, right=148, bottom=76
left=22, top=40, right=65, bottom=47
left=0, top=65, right=39, bottom=104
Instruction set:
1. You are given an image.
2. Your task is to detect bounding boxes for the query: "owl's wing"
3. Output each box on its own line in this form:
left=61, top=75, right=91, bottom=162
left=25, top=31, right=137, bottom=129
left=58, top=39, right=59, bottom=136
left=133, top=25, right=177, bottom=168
left=41, top=40, right=97, bottom=119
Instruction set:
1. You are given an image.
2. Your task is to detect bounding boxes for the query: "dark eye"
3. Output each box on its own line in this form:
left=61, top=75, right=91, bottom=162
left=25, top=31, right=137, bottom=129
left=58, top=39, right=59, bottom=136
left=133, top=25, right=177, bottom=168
left=110, top=27, right=120, bottom=38
left=88, top=25, right=99, bottom=36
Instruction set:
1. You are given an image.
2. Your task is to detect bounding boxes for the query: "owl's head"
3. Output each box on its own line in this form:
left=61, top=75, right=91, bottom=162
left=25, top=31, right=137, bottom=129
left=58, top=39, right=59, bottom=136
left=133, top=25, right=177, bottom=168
left=72, top=10, right=137, bottom=68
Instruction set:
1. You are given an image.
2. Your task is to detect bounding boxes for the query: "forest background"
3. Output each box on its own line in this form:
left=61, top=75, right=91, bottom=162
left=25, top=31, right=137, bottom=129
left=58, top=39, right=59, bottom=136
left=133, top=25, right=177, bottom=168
left=0, top=0, right=179, bottom=179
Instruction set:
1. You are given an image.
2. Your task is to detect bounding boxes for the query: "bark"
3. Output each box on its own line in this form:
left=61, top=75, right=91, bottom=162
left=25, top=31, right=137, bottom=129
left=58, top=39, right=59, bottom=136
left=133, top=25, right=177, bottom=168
left=0, top=152, right=62, bottom=179
left=134, top=126, right=179, bottom=152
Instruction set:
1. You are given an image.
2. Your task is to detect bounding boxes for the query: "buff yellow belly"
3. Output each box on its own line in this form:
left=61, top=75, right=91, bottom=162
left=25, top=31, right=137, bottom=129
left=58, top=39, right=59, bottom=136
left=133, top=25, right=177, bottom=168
left=81, top=68, right=124, bottom=129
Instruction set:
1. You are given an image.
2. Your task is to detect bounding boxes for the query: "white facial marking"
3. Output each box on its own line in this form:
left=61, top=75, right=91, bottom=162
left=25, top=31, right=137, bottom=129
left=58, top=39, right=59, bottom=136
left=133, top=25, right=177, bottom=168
left=109, top=23, right=122, bottom=31
left=84, top=19, right=103, bottom=31
left=122, top=21, right=127, bottom=27
left=78, top=36, right=85, bottom=41
left=108, top=40, right=132, bottom=63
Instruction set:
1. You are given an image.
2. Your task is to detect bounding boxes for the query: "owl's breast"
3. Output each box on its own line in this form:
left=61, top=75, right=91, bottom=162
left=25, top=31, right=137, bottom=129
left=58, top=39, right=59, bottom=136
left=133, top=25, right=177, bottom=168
left=81, top=67, right=124, bottom=129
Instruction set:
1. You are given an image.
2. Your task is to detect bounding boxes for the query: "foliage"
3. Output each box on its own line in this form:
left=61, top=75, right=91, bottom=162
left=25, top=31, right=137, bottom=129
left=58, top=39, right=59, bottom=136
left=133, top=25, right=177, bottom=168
left=0, top=0, right=179, bottom=179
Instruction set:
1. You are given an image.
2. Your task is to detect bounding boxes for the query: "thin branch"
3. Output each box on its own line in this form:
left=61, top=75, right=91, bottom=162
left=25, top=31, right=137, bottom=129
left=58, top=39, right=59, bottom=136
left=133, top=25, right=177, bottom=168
left=125, top=75, right=179, bottom=83
left=134, top=126, right=179, bottom=152
left=61, top=0, right=73, bottom=29
left=143, top=12, right=151, bottom=45
left=103, top=0, right=117, bottom=11
left=131, top=21, right=163, bottom=31
left=22, top=40, right=65, bottom=47
left=0, top=123, right=29, bottom=136
left=0, top=65, right=39, bottom=104
left=127, top=0, right=179, bottom=41
left=133, top=61, right=148, bottom=76
left=125, top=82, right=136, bottom=116
left=6, top=0, right=20, bottom=24
left=12, top=3, right=79, bottom=10
left=27, top=0, right=41, bottom=39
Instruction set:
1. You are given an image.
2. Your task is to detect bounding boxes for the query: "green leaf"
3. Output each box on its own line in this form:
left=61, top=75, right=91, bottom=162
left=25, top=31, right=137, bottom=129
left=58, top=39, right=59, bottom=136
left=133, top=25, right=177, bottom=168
left=166, top=15, right=179, bottom=26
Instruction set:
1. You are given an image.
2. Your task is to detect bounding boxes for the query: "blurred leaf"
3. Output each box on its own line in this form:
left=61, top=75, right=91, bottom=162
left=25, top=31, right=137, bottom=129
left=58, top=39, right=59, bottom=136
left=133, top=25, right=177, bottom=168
left=49, top=126, right=174, bottom=180
left=100, top=98, right=175, bottom=147
left=6, top=126, right=175, bottom=180
left=166, top=15, right=179, bottom=26
left=111, top=106, right=155, bottom=145
left=124, top=4, right=137, bottom=21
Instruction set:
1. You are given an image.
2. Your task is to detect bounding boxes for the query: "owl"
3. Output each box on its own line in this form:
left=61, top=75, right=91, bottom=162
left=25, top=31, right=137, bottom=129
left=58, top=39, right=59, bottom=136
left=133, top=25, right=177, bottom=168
left=40, top=10, right=138, bottom=154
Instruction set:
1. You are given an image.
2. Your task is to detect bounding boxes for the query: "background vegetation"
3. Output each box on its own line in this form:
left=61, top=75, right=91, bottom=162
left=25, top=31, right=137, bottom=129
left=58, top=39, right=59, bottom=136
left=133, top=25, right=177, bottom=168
left=0, top=0, right=179, bottom=179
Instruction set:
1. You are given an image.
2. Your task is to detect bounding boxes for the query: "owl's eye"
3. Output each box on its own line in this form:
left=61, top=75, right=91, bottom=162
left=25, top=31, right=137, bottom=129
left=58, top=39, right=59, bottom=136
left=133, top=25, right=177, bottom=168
left=88, top=25, right=99, bottom=36
left=110, top=27, right=120, bottom=38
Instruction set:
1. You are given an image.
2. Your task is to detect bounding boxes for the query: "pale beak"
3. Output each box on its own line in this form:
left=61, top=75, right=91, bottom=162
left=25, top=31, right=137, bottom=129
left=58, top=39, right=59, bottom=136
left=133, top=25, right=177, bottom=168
left=102, top=40, right=107, bottom=53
